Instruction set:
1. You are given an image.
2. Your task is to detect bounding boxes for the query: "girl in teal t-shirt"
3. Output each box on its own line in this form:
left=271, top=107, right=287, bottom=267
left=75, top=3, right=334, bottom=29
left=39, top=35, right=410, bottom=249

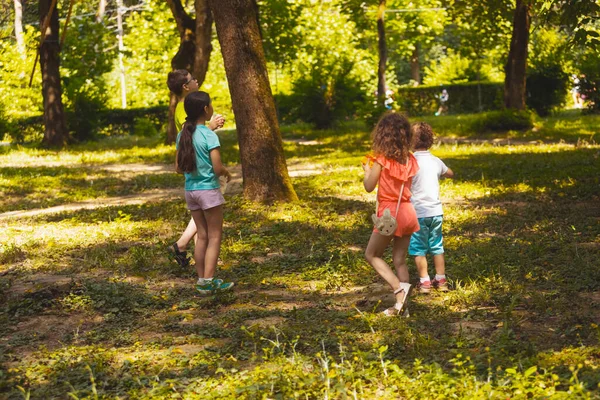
left=176, top=91, right=233, bottom=294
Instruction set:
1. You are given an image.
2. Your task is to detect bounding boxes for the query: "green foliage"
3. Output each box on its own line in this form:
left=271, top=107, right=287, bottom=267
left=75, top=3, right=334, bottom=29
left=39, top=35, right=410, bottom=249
left=278, top=1, right=375, bottom=128
left=133, top=117, right=159, bottom=137
left=108, top=0, right=178, bottom=109
left=395, top=82, right=504, bottom=116
left=474, top=109, right=535, bottom=131
left=0, top=26, right=42, bottom=120
left=258, top=0, right=303, bottom=65
left=423, top=50, right=504, bottom=85
left=527, top=64, right=569, bottom=116
left=579, top=50, right=600, bottom=113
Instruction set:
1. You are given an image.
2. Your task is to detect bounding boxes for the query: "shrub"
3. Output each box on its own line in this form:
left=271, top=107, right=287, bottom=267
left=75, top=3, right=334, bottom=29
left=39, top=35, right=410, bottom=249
left=133, top=117, right=159, bottom=137
left=395, top=82, right=504, bottom=116
left=474, top=109, right=534, bottom=132
left=68, top=94, right=104, bottom=142
left=526, top=64, right=569, bottom=116
left=579, top=51, right=600, bottom=113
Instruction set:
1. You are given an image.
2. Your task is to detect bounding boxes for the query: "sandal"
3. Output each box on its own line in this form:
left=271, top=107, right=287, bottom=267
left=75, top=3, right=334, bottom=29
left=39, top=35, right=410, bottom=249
left=171, top=243, right=190, bottom=268
left=381, top=283, right=412, bottom=317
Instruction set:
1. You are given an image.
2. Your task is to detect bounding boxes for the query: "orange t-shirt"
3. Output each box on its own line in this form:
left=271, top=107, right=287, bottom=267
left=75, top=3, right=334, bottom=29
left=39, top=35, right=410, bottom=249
left=367, top=153, right=420, bottom=237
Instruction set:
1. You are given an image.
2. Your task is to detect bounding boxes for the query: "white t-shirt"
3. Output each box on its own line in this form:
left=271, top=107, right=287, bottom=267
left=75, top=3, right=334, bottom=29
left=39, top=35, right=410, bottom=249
left=410, top=151, right=448, bottom=218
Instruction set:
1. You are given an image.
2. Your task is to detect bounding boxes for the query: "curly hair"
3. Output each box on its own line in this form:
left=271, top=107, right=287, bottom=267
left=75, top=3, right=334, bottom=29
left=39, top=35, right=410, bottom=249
left=372, top=112, right=412, bottom=163
left=411, top=122, right=435, bottom=150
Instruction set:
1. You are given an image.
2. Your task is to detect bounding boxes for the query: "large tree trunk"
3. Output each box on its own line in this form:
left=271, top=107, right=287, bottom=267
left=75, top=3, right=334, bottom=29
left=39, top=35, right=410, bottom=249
left=210, top=0, right=297, bottom=202
left=165, top=0, right=213, bottom=143
left=410, top=45, right=420, bottom=85
left=39, top=0, right=69, bottom=147
left=14, top=0, right=25, bottom=57
left=504, top=0, right=530, bottom=110
left=376, top=0, right=387, bottom=106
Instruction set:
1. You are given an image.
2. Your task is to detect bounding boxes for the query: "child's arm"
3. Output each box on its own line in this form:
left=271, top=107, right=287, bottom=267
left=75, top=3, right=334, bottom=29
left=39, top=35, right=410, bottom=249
left=442, top=167, right=454, bottom=179
left=363, top=162, right=382, bottom=193
left=209, top=148, right=232, bottom=182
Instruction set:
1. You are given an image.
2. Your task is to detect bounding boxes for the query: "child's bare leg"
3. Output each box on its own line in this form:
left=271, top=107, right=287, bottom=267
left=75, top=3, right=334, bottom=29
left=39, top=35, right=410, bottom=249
left=415, top=256, right=429, bottom=279
left=392, top=235, right=411, bottom=304
left=433, top=254, right=445, bottom=276
left=392, top=236, right=411, bottom=282
left=201, top=205, right=223, bottom=279
left=176, top=217, right=197, bottom=251
left=190, top=211, right=208, bottom=278
left=365, top=232, right=398, bottom=290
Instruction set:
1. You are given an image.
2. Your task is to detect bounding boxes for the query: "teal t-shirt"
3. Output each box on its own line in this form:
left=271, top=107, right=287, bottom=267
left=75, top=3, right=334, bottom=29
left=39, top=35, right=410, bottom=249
left=176, top=125, right=221, bottom=191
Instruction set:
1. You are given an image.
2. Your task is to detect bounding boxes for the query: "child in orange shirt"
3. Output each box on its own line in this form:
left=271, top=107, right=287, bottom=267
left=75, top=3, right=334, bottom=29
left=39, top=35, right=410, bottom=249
left=363, top=113, right=420, bottom=316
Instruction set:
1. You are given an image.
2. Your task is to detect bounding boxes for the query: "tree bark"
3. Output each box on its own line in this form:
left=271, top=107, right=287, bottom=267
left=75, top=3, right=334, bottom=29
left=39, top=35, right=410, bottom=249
left=504, top=0, right=530, bottom=110
left=410, top=45, right=420, bottom=85
left=376, top=0, right=387, bottom=106
left=210, top=0, right=297, bottom=202
left=165, top=0, right=213, bottom=143
left=39, top=0, right=69, bottom=147
left=14, top=0, right=25, bottom=57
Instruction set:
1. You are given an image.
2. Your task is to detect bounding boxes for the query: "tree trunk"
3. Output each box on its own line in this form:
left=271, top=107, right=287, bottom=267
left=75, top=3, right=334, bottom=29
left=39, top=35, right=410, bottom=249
left=97, top=0, right=106, bottom=22
left=39, top=0, right=69, bottom=148
left=14, top=0, right=25, bottom=57
left=504, top=0, right=530, bottom=110
left=410, top=45, right=420, bottom=85
left=193, top=0, right=213, bottom=84
left=165, top=0, right=213, bottom=143
left=376, top=0, right=387, bottom=106
left=210, top=0, right=297, bottom=202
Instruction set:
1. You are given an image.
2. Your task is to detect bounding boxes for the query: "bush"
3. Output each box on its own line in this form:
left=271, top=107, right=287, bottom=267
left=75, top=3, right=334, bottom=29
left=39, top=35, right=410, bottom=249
left=395, top=82, right=504, bottom=116
left=579, top=51, right=600, bottom=113
left=133, top=117, right=159, bottom=137
left=276, top=64, right=366, bottom=129
left=474, top=109, right=534, bottom=132
left=8, top=106, right=168, bottom=144
left=526, top=64, right=569, bottom=116
left=68, top=95, right=104, bottom=142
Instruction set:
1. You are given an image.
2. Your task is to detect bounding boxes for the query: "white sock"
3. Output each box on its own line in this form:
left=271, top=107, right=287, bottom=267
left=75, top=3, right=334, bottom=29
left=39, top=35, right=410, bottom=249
left=197, top=277, right=213, bottom=285
left=420, top=276, right=431, bottom=284
left=435, top=274, right=446, bottom=281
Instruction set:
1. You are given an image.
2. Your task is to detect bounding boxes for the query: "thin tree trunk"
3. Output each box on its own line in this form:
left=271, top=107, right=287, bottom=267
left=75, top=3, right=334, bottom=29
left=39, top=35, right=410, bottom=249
left=210, top=0, right=297, bottom=202
left=504, top=0, right=530, bottom=110
left=376, top=0, right=387, bottom=106
left=193, top=0, right=213, bottom=84
left=97, top=0, right=107, bottom=22
left=166, top=0, right=213, bottom=143
left=14, top=0, right=25, bottom=57
left=410, top=45, right=420, bottom=85
left=39, top=0, right=69, bottom=147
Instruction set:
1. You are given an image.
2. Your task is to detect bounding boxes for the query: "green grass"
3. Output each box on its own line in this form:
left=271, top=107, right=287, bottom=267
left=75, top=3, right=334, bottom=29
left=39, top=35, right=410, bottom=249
left=1, top=113, right=600, bottom=398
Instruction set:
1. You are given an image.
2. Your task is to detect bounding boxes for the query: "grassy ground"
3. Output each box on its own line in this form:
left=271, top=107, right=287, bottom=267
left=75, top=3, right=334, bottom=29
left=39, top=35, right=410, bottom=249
left=1, top=112, right=599, bottom=399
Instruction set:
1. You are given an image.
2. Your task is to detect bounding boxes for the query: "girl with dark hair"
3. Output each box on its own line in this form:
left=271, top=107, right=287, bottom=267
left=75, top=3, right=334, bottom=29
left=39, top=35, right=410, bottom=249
left=176, top=91, right=233, bottom=294
left=362, top=112, right=420, bottom=316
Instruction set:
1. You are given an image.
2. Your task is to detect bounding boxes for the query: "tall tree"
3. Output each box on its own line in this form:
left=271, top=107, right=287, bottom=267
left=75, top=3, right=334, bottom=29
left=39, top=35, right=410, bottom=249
left=504, top=0, right=531, bottom=110
left=165, top=0, right=213, bottom=143
left=39, top=0, right=69, bottom=147
left=210, top=0, right=297, bottom=202
left=14, top=0, right=25, bottom=57
left=376, top=0, right=387, bottom=106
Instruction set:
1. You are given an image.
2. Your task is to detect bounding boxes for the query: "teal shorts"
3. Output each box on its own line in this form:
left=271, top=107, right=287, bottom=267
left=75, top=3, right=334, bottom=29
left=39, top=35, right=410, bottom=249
left=409, top=215, right=444, bottom=256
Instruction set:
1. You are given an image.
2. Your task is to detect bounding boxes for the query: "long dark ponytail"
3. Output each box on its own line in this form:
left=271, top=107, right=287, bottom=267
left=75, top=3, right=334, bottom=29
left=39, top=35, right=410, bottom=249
left=176, top=91, right=211, bottom=173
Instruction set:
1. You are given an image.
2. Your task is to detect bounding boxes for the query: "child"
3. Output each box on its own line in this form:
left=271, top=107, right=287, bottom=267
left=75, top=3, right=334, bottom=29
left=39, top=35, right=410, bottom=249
left=176, top=91, right=233, bottom=294
left=166, top=70, right=225, bottom=267
left=409, top=122, right=454, bottom=293
left=363, top=112, right=420, bottom=316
